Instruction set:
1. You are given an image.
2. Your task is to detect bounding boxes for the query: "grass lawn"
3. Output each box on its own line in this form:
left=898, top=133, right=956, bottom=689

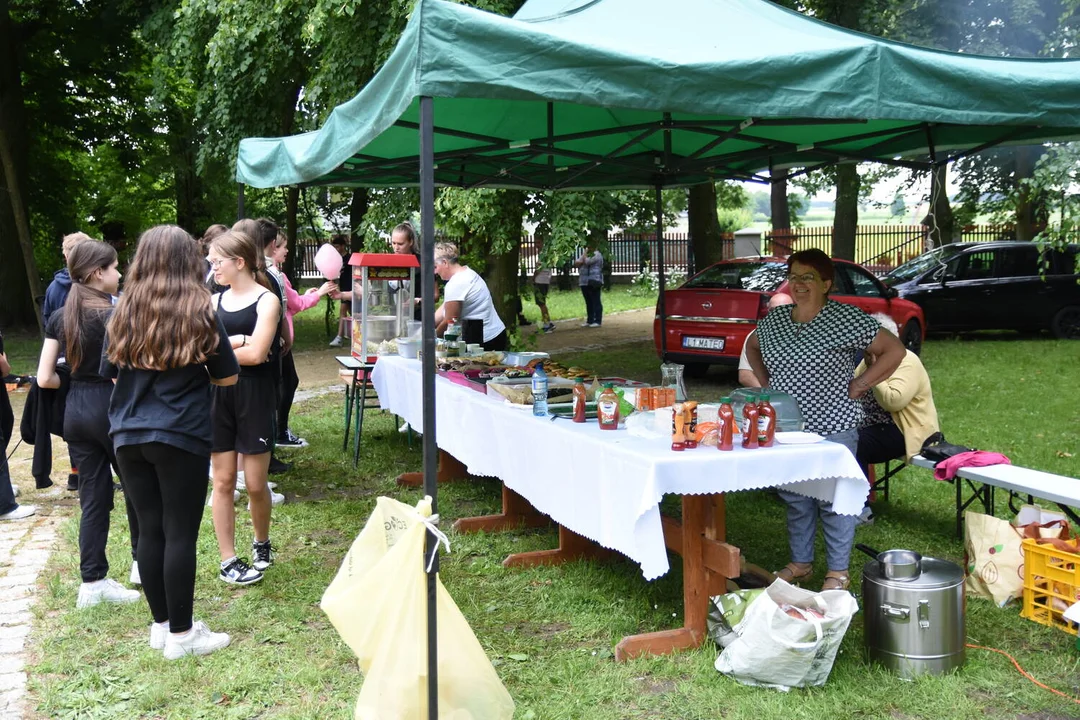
left=20, top=329, right=1080, bottom=719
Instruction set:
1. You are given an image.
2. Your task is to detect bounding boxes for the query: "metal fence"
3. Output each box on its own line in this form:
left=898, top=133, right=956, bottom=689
left=296, top=232, right=735, bottom=280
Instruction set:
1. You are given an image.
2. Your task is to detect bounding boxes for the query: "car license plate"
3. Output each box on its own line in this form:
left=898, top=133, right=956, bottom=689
left=682, top=336, right=725, bottom=351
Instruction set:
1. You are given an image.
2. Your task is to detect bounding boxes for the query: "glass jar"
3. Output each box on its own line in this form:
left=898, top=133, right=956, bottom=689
left=660, top=362, right=688, bottom=402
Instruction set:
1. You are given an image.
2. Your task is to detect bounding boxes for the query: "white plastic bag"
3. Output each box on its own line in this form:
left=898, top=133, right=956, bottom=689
left=715, top=578, right=858, bottom=691
left=321, top=496, right=515, bottom=719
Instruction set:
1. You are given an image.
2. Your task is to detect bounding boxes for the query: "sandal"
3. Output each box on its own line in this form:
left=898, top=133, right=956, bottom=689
left=821, top=571, right=851, bottom=591
left=774, top=562, right=813, bottom=584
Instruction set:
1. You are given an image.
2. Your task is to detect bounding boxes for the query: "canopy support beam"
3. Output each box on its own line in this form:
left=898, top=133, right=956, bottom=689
left=418, top=94, right=439, bottom=720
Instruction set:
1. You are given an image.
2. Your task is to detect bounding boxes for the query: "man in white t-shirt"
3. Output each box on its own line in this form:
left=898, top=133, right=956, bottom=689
left=738, top=292, right=793, bottom=387
left=433, top=242, right=508, bottom=350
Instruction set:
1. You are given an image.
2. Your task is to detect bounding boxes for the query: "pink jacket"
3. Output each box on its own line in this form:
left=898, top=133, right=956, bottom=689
left=282, top=273, right=322, bottom=338
left=933, top=451, right=1011, bottom=481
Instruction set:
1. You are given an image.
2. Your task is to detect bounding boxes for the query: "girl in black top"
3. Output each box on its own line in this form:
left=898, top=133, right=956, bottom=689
left=105, top=225, right=238, bottom=659
left=206, top=230, right=281, bottom=585
left=36, top=240, right=141, bottom=609
left=0, top=329, right=35, bottom=521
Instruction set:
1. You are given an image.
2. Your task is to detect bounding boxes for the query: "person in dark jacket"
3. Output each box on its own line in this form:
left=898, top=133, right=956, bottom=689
left=1, top=329, right=36, bottom=521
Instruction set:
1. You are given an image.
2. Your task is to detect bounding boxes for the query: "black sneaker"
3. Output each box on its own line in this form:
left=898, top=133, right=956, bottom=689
left=252, top=540, right=275, bottom=571
left=218, top=557, right=263, bottom=585
left=267, top=456, right=292, bottom=475
left=66, top=473, right=79, bottom=491
left=276, top=430, right=308, bottom=449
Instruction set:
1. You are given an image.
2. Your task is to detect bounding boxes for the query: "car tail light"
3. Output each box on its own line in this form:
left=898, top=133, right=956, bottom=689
left=756, top=294, right=770, bottom=319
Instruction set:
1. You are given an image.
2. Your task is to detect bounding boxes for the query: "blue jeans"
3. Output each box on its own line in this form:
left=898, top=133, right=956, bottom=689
left=777, top=428, right=859, bottom=572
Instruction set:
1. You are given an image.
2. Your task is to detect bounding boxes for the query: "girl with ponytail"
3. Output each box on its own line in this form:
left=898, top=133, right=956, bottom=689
left=36, top=239, right=141, bottom=609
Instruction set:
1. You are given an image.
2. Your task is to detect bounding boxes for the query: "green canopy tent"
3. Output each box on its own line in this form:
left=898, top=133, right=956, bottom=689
left=236, top=0, right=1080, bottom=712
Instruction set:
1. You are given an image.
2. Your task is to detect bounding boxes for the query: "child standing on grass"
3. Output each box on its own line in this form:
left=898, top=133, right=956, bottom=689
left=206, top=230, right=281, bottom=585
left=35, top=241, right=141, bottom=608
left=105, top=225, right=238, bottom=659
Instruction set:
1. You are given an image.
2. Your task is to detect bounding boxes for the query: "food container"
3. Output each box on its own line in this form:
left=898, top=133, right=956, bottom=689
left=1021, top=538, right=1080, bottom=636
left=396, top=337, right=420, bottom=359
left=731, top=388, right=804, bottom=432
left=861, top=549, right=965, bottom=678
left=504, top=351, right=549, bottom=367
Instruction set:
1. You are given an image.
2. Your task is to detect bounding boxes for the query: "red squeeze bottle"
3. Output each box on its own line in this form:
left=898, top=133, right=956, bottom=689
left=757, top=393, right=777, bottom=447
left=572, top=378, right=587, bottom=423
left=684, top=401, right=699, bottom=449
left=741, top=395, right=759, bottom=449
left=717, top=396, right=735, bottom=451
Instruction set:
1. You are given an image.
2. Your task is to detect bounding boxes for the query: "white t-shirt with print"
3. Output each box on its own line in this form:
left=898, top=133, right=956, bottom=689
left=444, top=267, right=506, bottom=343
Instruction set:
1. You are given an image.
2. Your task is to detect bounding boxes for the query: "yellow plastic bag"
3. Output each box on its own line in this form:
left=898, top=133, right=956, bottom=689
left=322, top=496, right=515, bottom=720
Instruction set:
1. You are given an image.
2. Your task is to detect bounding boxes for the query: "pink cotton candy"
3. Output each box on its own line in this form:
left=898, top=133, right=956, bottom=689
left=933, top=451, right=1012, bottom=481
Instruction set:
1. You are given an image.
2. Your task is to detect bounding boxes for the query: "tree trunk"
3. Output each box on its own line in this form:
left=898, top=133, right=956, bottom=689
left=284, top=186, right=299, bottom=280
left=1014, top=146, right=1039, bottom=241
left=770, top=170, right=795, bottom=255
left=833, top=164, right=860, bottom=261
left=169, top=106, right=208, bottom=235
left=688, top=182, right=725, bottom=271
left=349, top=187, right=369, bottom=251
left=923, top=164, right=956, bottom=246
left=0, top=0, right=41, bottom=330
left=483, top=190, right=527, bottom=334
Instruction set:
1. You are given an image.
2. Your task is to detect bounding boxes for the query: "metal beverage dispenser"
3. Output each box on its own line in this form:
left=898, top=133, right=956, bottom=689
left=349, top=253, right=420, bottom=362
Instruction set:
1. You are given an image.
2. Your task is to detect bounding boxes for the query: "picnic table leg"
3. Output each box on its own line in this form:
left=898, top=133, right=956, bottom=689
left=501, top=524, right=612, bottom=568
left=454, top=485, right=550, bottom=534
left=342, top=369, right=358, bottom=453
left=352, top=373, right=369, bottom=468
left=396, top=449, right=467, bottom=486
left=614, top=494, right=740, bottom=662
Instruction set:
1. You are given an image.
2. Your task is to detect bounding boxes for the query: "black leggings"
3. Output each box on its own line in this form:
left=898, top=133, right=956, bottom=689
left=857, top=421, right=906, bottom=480
left=116, top=442, right=209, bottom=634
left=65, top=382, right=138, bottom=582
left=277, top=351, right=299, bottom=438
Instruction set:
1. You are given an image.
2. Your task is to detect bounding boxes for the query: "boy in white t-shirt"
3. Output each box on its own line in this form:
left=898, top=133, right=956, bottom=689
left=433, top=242, right=508, bottom=350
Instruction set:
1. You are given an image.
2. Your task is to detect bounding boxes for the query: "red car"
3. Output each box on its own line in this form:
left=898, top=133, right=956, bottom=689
left=653, top=257, right=926, bottom=376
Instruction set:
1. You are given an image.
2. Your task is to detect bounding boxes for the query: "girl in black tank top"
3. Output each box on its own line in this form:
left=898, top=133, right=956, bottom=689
left=206, top=230, right=282, bottom=586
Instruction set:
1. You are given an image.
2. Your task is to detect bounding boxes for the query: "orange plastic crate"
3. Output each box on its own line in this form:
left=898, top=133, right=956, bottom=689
left=1021, top=538, right=1080, bottom=636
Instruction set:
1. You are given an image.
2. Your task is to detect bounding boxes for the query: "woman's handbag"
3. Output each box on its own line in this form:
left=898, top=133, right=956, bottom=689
left=920, top=432, right=974, bottom=463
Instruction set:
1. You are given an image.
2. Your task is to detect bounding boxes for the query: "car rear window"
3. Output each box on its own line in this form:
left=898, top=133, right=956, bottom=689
left=883, top=245, right=966, bottom=285
left=684, top=262, right=787, bottom=291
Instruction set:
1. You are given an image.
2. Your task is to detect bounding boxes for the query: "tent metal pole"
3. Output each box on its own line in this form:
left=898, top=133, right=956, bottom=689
left=236, top=183, right=245, bottom=221
left=656, top=184, right=666, bottom=363
left=419, top=94, right=439, bottom=720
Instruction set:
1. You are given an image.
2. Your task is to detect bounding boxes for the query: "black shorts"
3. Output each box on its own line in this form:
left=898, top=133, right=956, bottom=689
left=533, top=282, right=549, bottom=304
left=340, top=299, right=352, bottom=314
left=211, top=374, right=277, bottom=455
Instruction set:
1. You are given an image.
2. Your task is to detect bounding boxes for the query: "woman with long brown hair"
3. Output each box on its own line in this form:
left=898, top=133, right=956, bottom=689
left=36, top=239, right=141, bottom=609
left=206, top=229, right=281, bottom=586
left=105, top=224, right=239, bottom=659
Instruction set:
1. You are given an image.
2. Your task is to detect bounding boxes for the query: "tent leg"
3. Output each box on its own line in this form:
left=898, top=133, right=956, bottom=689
left=236, top=183, right=246, bottom=221
left=419, top=95, right=439, bottom=720
left=656, top=185, right=667, bottom=363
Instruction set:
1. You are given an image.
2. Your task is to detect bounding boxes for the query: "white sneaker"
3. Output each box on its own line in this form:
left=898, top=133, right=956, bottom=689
left=76, top=578, right=140, bottom=609
left=163, top=621, right=230, bottom=660
left=328, top=336, right=343, bottom=348
left=580, top=322, right=591, bottom=327
left=11, top=485, right=18, bottom=498
left=587, top=323, right=601, bottom=328
left=398, top=421, right=412, bottom=434
left=0, top=505, right=36, bottom=521
left=206, top=489, right=242, bottom=507
left=234, top=472, right=276, bottom=493
left=247, top=490, right=285, bottom=510
left=129, top=561, right=141, bottom=586
left=149, top=620, right=170, bottom=650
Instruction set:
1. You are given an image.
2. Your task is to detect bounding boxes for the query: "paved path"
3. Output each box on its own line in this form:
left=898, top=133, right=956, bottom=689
left=0, top=511, right=63, bottom=718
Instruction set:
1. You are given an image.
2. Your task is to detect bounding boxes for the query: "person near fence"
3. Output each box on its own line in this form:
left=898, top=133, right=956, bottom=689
left=533, top=236, right=556, bottom=333
left=206, top=229, right=282, bottom=586
left=104, top=224, right=238, bottom=658
left=745, top=249, right=905, bottom=591
left=433, top=242, right=508, bottom=351
left=575, top=242, right=604, bottom=328
left=35, top=240, right=142, bottom=608
left=268, top=231, right=336, bottom=449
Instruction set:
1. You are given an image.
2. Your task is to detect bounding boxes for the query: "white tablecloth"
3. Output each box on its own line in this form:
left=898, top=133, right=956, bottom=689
left=372, top=356, right=869, bottom=581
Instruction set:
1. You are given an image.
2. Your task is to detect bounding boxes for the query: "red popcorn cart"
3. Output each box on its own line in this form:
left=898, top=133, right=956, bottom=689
left=349, top=253, right=420, bottom=362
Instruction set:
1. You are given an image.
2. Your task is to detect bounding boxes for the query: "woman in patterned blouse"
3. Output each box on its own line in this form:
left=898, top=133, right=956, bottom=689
left=745, top=249, right=905, bottom=590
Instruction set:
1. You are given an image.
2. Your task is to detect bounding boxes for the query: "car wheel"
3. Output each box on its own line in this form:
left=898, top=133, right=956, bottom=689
left=684, top=362, right=709, bottom=379
left=1051, top=305, right=1080, bottom=339
left=900, top=320, right=923, bottom=355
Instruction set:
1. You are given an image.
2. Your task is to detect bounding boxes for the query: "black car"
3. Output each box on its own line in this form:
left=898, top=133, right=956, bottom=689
left=882, top=241, right=1080, bottom=338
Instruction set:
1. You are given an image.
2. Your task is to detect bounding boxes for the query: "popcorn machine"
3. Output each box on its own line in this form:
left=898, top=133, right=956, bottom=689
left=349, top=253, right=420, bottom=362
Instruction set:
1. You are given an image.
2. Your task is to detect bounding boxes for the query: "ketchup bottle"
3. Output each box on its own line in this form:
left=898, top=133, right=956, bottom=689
left=597, top=383, right=620, bottom=430
left=717, top=396, right=735, bottom=451
left=741, top=395, right=759, bottom=449
left=572, top=377, right=587, bottom=423
left=757, top=393, right=777, bottom=447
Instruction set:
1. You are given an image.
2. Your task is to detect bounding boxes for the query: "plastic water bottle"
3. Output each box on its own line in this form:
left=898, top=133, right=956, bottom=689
left=532, top=363, right=548, bottom=416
